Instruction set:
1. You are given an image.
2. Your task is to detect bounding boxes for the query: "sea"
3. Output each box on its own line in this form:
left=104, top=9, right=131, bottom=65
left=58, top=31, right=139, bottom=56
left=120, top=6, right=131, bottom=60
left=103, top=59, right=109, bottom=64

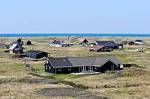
left=0, top=33, right=150, bottom=37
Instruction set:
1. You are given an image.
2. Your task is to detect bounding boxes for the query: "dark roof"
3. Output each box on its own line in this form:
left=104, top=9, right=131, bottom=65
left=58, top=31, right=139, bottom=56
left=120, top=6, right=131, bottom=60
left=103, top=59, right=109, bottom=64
left=135, top=40, right=144, bottom=42
left=26, top=50, right=48, bottom=54
left=93, top=56, right=122, bottom=66
left=48, top=56, right=122, bottom=68
left=26, top=40, right=32, bottom=43
left=82, top=39, right=88, bottom=43
left=96, top=41, right=118, bottom=46
left=68, top=57, right=95, bottom=66
left=49, top=57, right=72, bottom=67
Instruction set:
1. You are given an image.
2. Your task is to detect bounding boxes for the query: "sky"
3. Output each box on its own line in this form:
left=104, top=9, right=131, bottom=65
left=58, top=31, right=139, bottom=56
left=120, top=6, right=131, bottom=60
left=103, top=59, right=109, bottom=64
left=0, top=0, right=150, bottom=34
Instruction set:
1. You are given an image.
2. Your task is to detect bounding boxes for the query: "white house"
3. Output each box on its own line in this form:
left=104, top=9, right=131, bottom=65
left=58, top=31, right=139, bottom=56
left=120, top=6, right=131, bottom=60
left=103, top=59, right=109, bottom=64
left=9, top=43, right=23, bottom=54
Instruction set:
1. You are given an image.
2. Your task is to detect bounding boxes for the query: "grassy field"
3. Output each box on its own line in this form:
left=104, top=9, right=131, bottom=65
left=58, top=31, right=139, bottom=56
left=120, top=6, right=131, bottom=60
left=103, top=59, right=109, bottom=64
left=0, top=37, right=150, bottom=99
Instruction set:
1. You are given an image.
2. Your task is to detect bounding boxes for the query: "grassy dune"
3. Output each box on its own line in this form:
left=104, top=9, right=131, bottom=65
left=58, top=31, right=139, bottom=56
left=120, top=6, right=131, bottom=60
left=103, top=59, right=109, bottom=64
left=0, top=37, right=150, bottom=99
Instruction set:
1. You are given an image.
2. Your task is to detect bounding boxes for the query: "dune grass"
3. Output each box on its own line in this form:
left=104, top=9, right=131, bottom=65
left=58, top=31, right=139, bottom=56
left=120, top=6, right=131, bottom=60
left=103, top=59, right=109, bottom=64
left=0, top=37, right=150, bottom=99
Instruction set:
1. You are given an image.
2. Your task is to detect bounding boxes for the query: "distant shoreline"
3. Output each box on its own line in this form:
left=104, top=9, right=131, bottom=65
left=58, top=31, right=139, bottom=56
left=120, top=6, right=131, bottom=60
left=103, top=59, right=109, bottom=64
left=0, top=33, right=150, bottom=37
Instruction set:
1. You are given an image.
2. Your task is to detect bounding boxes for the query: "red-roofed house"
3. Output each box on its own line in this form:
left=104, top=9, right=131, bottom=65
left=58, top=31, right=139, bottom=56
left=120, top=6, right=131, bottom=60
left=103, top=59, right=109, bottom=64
left=89, top=45, right=113, bottom=52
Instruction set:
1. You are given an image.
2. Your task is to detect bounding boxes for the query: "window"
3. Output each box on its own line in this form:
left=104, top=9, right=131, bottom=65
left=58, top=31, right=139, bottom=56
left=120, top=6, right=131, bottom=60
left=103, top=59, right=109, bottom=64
left=111, top=65, right=115, bottom=70
left=120, top=65, right=123, bottom=69
left=58, top=68, right=61, bottom=71
left=94, top=67, right=97, bottom=70
left=68, top=67, right=71, bottom=71
left=49, top=66, right=52, bottom=70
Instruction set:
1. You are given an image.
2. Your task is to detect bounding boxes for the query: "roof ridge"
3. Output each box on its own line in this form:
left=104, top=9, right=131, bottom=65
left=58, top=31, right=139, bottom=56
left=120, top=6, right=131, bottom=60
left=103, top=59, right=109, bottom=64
left=92, top=57, right=112, bottom=67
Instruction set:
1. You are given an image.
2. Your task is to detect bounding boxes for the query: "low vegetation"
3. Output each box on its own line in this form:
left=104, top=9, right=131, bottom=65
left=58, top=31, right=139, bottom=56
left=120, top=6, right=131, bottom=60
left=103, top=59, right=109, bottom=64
left=0, top=37, right=150, bottom=99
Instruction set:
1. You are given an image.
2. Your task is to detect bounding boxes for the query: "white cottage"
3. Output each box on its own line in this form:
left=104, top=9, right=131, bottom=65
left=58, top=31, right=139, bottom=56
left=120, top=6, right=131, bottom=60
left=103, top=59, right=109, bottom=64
left=9, top=43, right=23, bottom=54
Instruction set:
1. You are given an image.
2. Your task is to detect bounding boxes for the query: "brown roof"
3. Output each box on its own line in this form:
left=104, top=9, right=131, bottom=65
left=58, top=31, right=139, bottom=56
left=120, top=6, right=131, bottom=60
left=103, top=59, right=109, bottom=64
left=91, top=45, right=105, bottom=50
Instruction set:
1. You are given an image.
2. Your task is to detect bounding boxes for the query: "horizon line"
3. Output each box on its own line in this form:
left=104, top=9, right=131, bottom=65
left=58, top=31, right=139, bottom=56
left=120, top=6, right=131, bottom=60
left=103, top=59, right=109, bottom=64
left=0, top=33, right=150, bottom=34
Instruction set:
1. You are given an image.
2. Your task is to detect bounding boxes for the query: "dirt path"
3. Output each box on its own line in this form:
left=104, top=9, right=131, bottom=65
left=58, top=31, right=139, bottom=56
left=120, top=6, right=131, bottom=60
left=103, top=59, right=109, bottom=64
left=30, top=73, right=108, bottom=99
left=0, top=73, right=108, bottom=99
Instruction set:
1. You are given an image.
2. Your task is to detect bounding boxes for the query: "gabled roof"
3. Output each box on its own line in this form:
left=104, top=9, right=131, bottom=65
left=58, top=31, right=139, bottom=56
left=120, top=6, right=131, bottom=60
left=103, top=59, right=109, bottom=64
left=48, top=56, right=122, bottom=68
left=93, top=56, right=122, bottom=66
left=80, top=39, right=89, bottom=43
left=91, top=45, right=105, bottom=50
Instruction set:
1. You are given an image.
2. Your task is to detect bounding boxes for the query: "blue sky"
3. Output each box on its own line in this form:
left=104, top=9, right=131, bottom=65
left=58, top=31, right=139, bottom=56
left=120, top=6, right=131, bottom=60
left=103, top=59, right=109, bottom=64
left=0, top=0, right=150, bottom=33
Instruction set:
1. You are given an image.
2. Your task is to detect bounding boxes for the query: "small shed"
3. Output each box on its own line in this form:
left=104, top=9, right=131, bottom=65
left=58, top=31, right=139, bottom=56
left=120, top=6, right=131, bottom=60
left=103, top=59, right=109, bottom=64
left=26, top=40, right=32, bottom=45
left=26, top=50, right=48, bottom=59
